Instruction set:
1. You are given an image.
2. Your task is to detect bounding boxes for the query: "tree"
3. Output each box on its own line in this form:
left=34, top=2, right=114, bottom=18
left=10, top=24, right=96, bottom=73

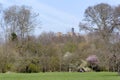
left=86, top=55, right=100, bottom=71
left=3, top=5, right=39, bottom=41
left=79, top=3, right=120, bottom=41
left=0, top=5, right=40, bottom=73
left=79, top=3, right=120, bottom=72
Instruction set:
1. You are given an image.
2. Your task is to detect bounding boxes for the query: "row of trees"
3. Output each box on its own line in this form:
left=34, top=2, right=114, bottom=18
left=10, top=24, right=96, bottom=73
left=0, top=3, right=120, bottom=73
left=0, top=4, right=39, bottom=72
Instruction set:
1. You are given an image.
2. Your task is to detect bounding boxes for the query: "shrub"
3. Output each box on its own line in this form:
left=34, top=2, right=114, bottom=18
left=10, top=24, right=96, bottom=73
left=86, top=55, right=100, bottom=71
left=86, top=55, right=99, bottom=64
left=27, top=63, right=39, bottom=73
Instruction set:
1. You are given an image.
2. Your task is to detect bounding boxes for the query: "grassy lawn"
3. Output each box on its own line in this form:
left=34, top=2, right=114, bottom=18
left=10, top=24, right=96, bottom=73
left=0, top=72, right=120, bottom=80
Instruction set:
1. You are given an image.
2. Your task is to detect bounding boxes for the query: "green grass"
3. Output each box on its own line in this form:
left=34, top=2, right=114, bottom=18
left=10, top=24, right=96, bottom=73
left=0, top=72, right=120, bottom=80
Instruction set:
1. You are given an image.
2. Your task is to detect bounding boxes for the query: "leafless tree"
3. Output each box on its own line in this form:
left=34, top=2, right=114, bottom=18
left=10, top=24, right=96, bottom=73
left=79, top=3, right=120, bottom=41
left=3, top=5, right=39, bottom=41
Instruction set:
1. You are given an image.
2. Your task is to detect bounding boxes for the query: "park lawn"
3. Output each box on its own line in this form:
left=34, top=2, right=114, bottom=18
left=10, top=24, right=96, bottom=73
left=0, top=72, right=120, bottom=80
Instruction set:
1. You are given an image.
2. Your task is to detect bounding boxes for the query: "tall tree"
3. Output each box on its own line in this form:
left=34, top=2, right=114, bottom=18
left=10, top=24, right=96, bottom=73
left=3, top=5, right=39, bottom=41
left=79, top=3, right=120, bottom=40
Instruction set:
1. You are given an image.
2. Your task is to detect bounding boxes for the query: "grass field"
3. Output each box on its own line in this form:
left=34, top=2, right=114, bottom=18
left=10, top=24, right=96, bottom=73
left=0, top=72, right=120, bottom=80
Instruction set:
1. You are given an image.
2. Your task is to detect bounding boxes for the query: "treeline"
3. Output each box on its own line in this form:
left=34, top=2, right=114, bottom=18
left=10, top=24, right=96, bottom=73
left=0, top=3, right=120, bottom=73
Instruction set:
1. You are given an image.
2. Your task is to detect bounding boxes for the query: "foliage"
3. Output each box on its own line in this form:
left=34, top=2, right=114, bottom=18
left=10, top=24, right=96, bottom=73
left=86, top=55, right=100, bottom=71
left=0, top=3, right=120, bottom=73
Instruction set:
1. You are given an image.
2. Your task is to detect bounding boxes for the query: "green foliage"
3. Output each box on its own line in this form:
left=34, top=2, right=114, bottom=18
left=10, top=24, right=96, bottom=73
left=11, top=32, right=17, bottom=41
left=17, top=63, right=40, bottom=73
left=64, top=42, right=77, bottom=53
left=27, top=63, right=39, bottom=73
left=49, top=56, right=59, bottom=71
left=15, top=58, right=40, bottom=73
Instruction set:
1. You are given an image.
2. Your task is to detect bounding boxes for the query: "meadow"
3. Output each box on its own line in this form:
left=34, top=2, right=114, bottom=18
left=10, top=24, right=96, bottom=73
left=0, top=72, right=120, bottom=80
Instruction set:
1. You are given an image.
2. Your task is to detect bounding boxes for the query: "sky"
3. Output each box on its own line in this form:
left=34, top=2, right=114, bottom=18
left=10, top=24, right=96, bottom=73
left=0, top=0, right=120, bottom=35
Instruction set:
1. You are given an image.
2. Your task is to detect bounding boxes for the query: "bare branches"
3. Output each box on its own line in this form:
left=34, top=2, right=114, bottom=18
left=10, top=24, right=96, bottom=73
left=79, top=3, right=120, bottom=40
left=3, top=5, right=39, bottom=40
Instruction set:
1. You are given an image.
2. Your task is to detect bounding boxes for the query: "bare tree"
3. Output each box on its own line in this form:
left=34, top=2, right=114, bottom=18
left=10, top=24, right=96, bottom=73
left=79, top=3, right=120, bottom=40
left=3, top=5, right=39, bottom=41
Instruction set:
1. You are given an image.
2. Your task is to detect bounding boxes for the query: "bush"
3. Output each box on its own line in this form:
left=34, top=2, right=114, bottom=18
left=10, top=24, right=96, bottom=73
left=15, top=58, right=40, bottom=73
left=86, top=55, right=100, bottom=71
left=27, top=63, right=39, bottom=73
left=16, top=63, right=40, bottom=73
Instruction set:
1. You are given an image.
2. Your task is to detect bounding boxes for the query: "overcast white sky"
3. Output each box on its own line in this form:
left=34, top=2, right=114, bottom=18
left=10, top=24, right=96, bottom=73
left=0, top=0, right=120, bottom=35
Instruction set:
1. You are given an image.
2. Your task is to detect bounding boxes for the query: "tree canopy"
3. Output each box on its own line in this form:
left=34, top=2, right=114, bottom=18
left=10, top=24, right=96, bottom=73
left=80, top=3, right=120, bottom=40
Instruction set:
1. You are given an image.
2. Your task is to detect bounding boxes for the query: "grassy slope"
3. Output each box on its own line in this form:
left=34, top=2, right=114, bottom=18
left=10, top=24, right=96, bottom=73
left=0, top=72, right=120, bottom=80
